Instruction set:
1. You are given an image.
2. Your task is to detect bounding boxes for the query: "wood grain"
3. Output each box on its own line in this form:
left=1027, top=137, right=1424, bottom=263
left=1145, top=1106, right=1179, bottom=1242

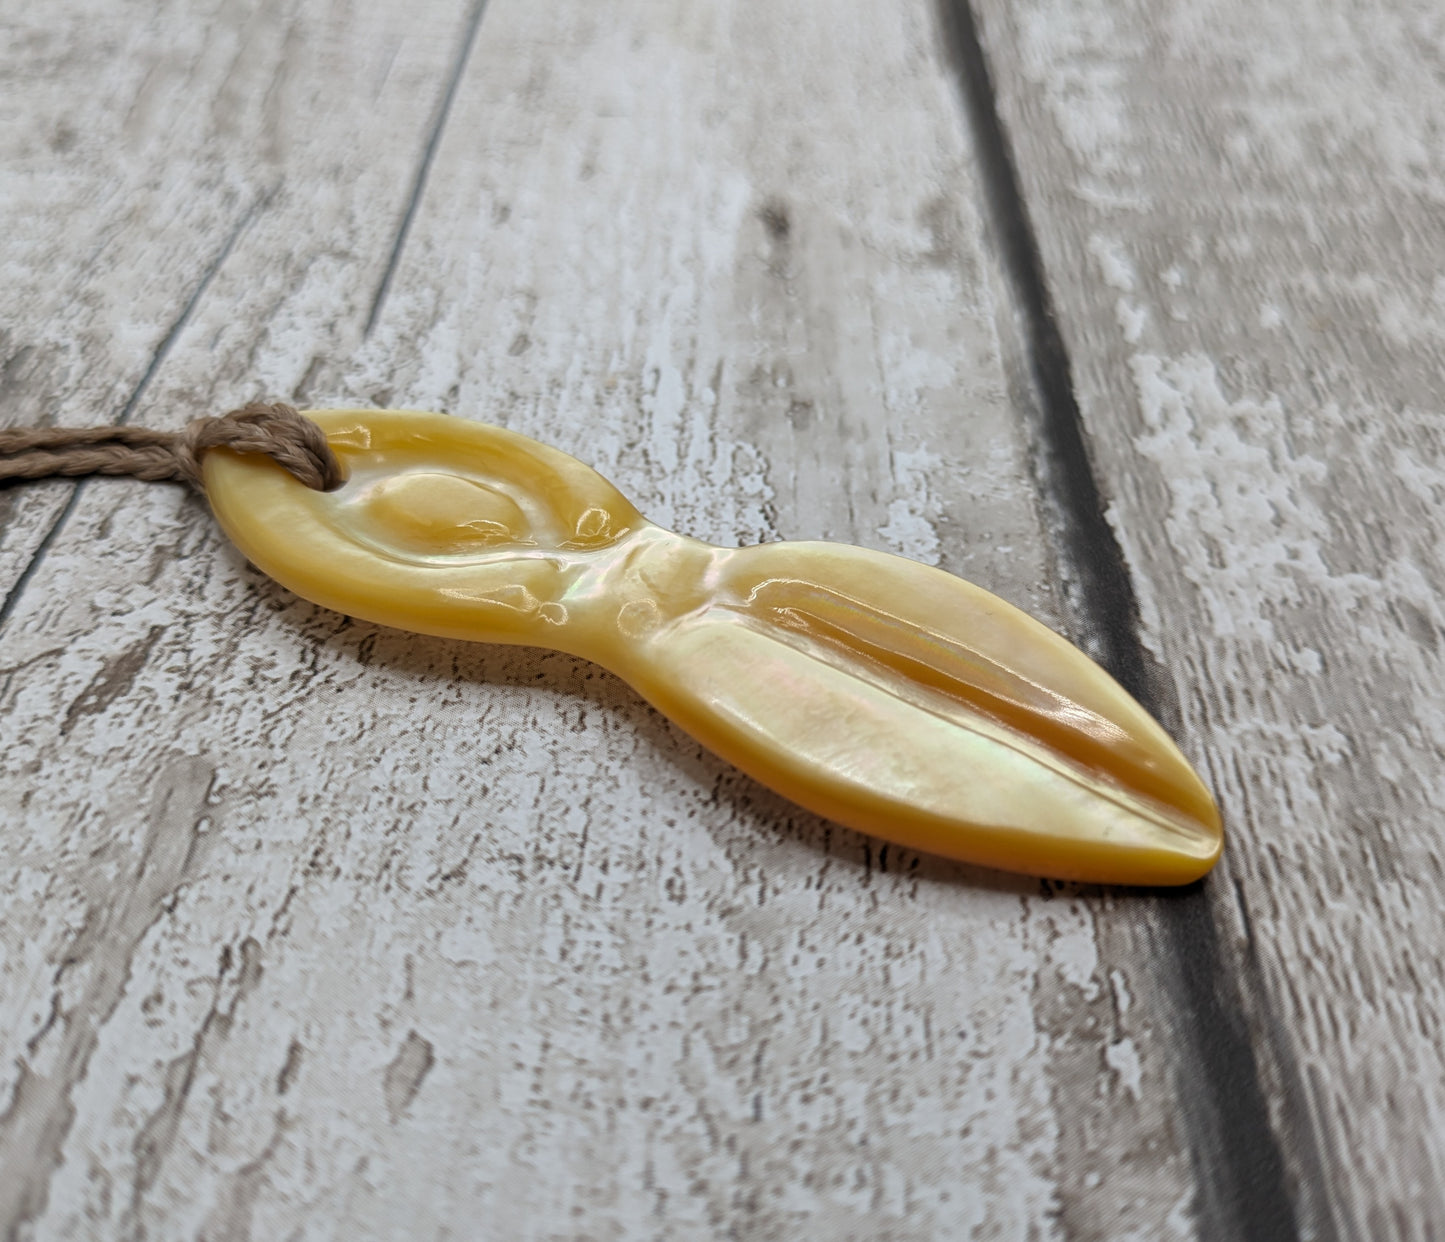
left=973, top=0, right=1445, bottom=1235
left=0, top=1, right=1208, bottom=1239
left=0, top=0, right=476, bottom=609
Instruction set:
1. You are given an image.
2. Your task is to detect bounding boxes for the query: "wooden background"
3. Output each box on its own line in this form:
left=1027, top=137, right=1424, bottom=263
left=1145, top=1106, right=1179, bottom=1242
left=2, top=0, right=1441, bottom=1238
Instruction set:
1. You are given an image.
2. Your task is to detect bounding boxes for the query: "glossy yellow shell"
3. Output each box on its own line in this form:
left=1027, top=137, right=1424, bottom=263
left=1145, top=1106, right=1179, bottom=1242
left=204, top=409, right=1222, bottom=886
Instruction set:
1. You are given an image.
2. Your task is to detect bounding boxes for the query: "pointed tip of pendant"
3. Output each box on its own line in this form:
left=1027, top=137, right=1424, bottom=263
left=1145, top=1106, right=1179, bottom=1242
left=1088, top=791, right=1225, bottom=888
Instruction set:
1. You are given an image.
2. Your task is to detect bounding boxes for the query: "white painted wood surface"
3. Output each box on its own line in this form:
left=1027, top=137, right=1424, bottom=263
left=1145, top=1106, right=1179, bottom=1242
left=0, top=1, right=1209, bottom=1239
left=7, top=0, right=1442, bottom=1237
left=974, top=0, right=1445, bottom=1235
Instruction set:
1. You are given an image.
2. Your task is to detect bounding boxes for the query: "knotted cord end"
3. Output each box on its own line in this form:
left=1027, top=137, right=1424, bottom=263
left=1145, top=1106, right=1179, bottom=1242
left=177, top=403, right=346, bottom=493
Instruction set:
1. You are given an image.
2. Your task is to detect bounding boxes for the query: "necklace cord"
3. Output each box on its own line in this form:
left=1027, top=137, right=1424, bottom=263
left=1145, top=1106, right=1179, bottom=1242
left=0, top=402, right=345, bottom=492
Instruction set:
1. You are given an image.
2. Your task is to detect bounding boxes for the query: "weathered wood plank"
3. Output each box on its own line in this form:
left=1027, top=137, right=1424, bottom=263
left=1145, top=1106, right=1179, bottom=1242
left=973, top=0, right=1445, bottom=1234
left=0, top=0, right=478, bottom=607
left=2, top=1, right=1211, bottom=1237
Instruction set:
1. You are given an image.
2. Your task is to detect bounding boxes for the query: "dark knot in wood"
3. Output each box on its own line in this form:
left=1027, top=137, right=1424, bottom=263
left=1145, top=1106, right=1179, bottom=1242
left=0, top=402, right=345, bottom=493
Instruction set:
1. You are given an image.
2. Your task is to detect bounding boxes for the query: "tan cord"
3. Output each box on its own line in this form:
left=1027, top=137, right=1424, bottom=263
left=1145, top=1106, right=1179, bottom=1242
left=0, top=402, right=345, bottom=492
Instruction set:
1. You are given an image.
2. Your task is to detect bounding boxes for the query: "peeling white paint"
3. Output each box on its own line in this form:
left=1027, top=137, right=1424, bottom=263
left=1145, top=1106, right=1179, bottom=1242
left=0, top=0, right=1197, bottom=1237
